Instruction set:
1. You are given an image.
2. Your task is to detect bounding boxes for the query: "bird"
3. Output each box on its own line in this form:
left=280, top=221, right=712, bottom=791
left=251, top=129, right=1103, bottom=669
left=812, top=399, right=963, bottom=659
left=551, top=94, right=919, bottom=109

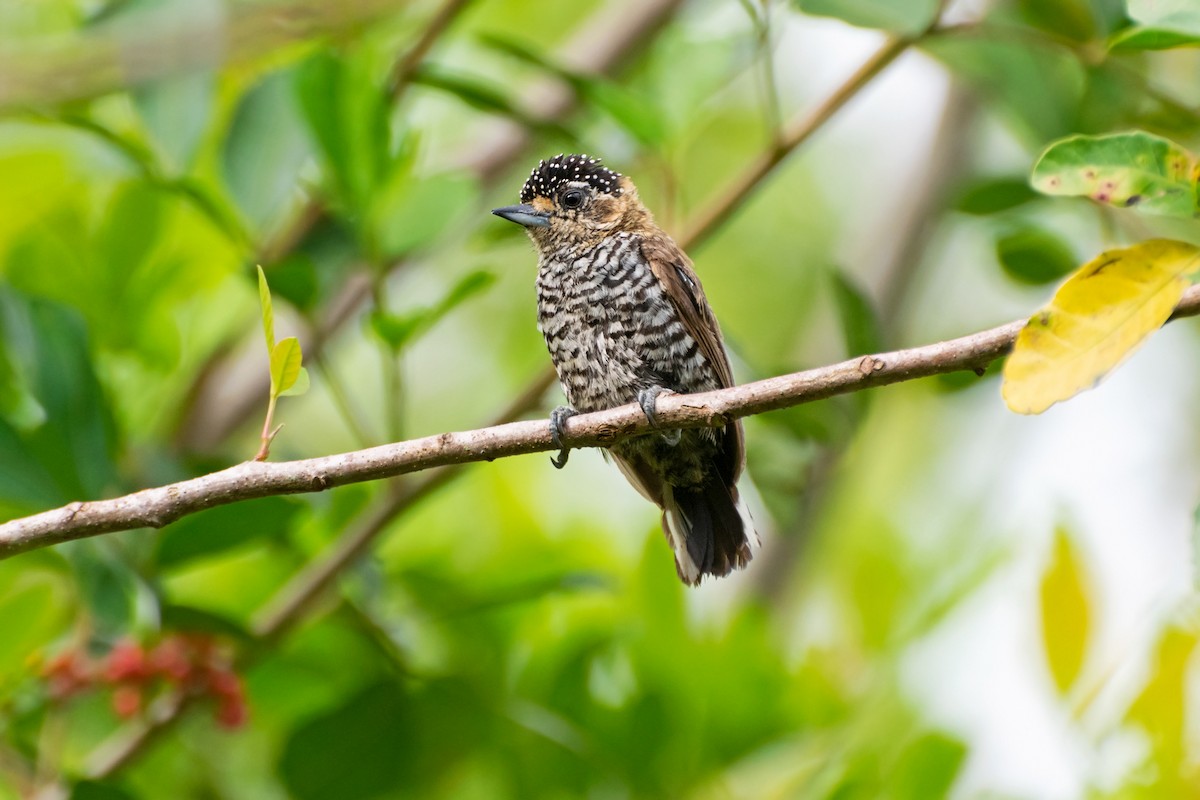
left=492, top=153, right=756, bottom=585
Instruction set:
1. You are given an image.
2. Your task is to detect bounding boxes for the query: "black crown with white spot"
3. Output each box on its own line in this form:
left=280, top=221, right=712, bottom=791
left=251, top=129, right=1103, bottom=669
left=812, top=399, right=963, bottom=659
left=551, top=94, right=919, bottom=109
left=520, top=154, right=624, bottom=204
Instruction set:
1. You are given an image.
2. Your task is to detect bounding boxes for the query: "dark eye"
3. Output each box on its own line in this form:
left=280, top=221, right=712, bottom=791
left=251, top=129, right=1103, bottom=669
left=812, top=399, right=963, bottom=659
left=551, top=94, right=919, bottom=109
left=561, top=189, right=585, bottom=209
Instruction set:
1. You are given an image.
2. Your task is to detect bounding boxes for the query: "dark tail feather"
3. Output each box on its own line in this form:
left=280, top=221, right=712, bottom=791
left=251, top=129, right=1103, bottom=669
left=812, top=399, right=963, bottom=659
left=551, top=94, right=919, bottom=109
left=662, top=480, right=755, bottom=586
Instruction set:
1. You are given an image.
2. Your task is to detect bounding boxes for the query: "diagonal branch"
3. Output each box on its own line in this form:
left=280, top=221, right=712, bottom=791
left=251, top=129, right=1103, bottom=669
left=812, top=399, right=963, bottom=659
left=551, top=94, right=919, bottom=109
left=0, top=0, right=413, bottom=112
left=6, top=284, right=1200, bottom=559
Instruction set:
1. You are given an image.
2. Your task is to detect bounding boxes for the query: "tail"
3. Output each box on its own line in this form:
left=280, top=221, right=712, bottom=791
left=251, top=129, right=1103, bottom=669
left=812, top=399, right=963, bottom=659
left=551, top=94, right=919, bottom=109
left=662, top=480, right=756, bottom=586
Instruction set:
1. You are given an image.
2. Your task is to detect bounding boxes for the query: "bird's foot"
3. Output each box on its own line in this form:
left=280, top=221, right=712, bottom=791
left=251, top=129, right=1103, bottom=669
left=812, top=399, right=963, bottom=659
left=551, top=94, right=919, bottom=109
left=548, top=405, right=578, bottom=469
left=637, top=386, right=681, bottom=446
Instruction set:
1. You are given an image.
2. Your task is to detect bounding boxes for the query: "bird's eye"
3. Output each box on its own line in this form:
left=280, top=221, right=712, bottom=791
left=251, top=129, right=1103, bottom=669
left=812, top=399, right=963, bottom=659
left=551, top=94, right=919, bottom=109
left=561, top=190, right=585, bottom=209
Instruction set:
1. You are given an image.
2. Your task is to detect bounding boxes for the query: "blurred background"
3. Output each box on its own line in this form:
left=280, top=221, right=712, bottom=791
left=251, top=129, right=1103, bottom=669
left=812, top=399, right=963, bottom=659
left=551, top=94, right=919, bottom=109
left=1, top=0, right=1200, bottom=797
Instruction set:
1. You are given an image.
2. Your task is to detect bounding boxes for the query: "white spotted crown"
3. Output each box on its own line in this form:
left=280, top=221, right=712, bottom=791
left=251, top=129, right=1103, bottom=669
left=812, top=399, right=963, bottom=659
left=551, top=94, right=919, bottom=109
left=520, top=154, right=624, bottom=204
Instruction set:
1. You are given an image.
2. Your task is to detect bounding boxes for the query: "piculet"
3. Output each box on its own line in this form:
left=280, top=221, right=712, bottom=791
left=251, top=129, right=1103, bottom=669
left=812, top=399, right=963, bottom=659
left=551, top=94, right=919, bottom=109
left=493, top=154, right=756, bottom=585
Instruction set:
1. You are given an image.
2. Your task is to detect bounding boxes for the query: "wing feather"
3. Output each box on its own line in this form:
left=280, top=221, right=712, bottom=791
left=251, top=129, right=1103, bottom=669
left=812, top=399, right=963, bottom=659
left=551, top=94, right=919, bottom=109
left=638, top=235, right=744, bottom=483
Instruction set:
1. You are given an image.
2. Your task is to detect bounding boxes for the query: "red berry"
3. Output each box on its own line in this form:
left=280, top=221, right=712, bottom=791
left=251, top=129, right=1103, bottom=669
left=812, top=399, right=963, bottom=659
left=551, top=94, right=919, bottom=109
left=150, top=637, right=192, bottom=683
left=43, top=650, right=92, bottom=700
left=112, top=685, right=142, bottom=718
left=206, top=667, right=241, bottom=699
left=215, top=696, right=248, bottom=729
left=105, top=641, right=149, bottom=683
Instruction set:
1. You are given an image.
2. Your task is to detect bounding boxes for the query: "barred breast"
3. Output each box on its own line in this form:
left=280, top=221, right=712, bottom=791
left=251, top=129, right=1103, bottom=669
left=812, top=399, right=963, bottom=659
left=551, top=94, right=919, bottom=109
left=535, top=233, right=721, bottom=414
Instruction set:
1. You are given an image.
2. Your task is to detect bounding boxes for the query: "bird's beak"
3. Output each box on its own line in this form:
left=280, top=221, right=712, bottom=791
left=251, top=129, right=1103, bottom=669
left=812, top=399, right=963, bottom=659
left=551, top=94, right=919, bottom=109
left=491, top=204, right=551, bottom=228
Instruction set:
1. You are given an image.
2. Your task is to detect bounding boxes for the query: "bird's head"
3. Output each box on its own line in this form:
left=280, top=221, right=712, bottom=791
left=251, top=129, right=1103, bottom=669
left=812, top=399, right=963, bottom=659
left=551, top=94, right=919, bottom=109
left=492, top=154, right=649, bottom=252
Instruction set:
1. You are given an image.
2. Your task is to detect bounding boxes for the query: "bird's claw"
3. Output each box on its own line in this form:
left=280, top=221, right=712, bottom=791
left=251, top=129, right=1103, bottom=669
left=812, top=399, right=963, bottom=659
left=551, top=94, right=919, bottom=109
left=549, top=405, right=578, bottom=469
left=638, top=386, right=681, bottom=446
left=637, top=386, right=667, bottom=426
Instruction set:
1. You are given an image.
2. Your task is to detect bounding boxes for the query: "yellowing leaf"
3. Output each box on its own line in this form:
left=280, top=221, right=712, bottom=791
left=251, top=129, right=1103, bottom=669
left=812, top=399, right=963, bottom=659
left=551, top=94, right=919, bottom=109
left=1039, top=528, right=1091, bottom=695
left=257, top=265, right=275, bottom=353
left=1002, top=239, right=1200, bottom=414
left=1127, top=626, right=1199, bottom=761
left=270, top=337, right=303, bottom=398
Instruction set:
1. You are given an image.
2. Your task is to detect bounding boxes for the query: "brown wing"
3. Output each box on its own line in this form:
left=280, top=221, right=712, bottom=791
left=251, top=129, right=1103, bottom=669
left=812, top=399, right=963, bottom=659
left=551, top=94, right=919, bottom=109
left=638, top=234, right=744, bottom=483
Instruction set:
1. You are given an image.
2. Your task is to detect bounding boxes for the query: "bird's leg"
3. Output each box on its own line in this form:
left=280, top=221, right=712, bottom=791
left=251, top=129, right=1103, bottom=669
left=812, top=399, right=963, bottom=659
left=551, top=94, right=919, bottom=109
left=548, top=405, right=578, bottom=469
left=637, top=386, right=681, bottom=446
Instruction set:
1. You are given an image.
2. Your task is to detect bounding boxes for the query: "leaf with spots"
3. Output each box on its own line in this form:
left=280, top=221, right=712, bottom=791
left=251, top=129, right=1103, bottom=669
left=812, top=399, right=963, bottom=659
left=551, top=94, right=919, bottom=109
left=1031, top=132, right=1199, bottom=217
left=1002, top=239, right=1200, bottom=414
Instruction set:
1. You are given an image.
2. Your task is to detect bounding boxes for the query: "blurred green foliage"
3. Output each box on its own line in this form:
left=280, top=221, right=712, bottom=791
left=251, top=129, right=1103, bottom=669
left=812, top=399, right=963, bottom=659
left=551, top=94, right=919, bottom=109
left=0, top=0, right=1199, bottom=798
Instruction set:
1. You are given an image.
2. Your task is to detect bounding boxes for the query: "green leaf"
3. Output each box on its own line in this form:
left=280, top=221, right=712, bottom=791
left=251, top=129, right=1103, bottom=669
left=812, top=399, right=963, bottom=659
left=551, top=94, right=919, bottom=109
left=367, top=170, right=477, bottom=260
left=892, top=731, right=968, bottom=800
left=369, top=271, right=496, bottom=352
left=270, top=337, right=303, bottom=398
left=480, top=34, right=665, bottom=145
left=223, top=71, right=313, bottom=231
left=159, top=604, right=254, bottom=643
left=954, top=177, right=1039, bottom=215
left=1003, top=239, right=1200, bottom=414
left=63, top=540, right=145, bottom=639
left=133, top=69, right=213, bottom=172
left=830, top=270, right=881, bottom=358
left=279, top=681, right=411, bottom=800
left=0, top=553, right=73, bottom=696
left=0, top=290, right=119, bottom=507
left=1031, top=131, right=1199, bottom=217
left=69, top=779, right=138, bottom=800
left=1110, top=25, right=1200, bottom=51
left=792, top=0, right=940, bottom=34
left=1039, top=528, right=1091, bottom=694
left=924, top=34, right=1086, bottom=143
left=0, top=336, right=45, bottom=432
left=995, top=227, right=1077, bottom=285
left=1128, top=0, right=1200, bottom=34
left=295, top=51, right=393, bottom=212
left=155, top=496, right=302, bottom=568
left=280, top=365, right=310, bottom=397
left=412, top=65, right=574, bottom=140
left=257, top=265, right=275, bottom=352
left=1014, top=0, right=1103, bottom=42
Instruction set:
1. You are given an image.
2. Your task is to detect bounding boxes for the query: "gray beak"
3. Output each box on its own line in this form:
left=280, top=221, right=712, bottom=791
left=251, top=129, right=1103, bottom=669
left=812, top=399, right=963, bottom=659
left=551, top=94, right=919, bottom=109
left=492, top=204, right=551, bottom=228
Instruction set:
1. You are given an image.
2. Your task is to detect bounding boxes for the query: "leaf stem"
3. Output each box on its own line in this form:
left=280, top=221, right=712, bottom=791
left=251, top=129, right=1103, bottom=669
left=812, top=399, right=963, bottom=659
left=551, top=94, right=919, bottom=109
left=254, top=395, right=278, bottom=461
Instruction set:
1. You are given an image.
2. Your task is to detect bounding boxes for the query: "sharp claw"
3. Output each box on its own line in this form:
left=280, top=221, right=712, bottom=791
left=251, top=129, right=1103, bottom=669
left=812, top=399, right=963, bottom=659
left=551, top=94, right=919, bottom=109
left=638, top=386, right=665, bottom=427
left=548, top=405, right=578, bottom=469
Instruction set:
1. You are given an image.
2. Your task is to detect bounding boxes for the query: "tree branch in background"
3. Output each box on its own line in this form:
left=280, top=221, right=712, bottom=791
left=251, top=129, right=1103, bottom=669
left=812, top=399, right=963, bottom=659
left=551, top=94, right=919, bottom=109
left=7, top=283, right=1200, bottom=559
left=0, top=0, right=413, bottom=112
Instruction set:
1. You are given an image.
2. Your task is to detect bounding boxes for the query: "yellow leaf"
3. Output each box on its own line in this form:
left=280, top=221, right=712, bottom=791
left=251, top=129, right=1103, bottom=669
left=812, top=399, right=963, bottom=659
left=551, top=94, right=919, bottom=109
left=270, top=337, right=303, bottom=398
left=1002, top=239, right=1200, bottom=414
left=1127, top=626, right=1199, bottom=763
left=1039, top=528, right=1091, bottom=695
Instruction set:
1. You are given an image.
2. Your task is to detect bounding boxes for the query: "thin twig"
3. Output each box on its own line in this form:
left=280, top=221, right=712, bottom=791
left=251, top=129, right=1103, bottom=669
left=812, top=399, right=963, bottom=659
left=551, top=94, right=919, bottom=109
left=679, top=34, right=913, bottom=251
left=8, top=284, right=1200, bottom=558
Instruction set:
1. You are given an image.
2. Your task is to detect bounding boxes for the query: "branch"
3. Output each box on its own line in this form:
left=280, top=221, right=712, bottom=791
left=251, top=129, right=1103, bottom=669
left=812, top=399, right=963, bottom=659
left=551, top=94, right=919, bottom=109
left=0, top=0, right=413, bottom=112
left=6, top=285, right=1200, bottom=558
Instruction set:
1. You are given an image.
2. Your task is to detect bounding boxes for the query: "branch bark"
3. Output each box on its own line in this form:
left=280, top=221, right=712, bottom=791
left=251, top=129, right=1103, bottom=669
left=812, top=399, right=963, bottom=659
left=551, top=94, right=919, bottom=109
left=6, top=286, right=1200, bottom=559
